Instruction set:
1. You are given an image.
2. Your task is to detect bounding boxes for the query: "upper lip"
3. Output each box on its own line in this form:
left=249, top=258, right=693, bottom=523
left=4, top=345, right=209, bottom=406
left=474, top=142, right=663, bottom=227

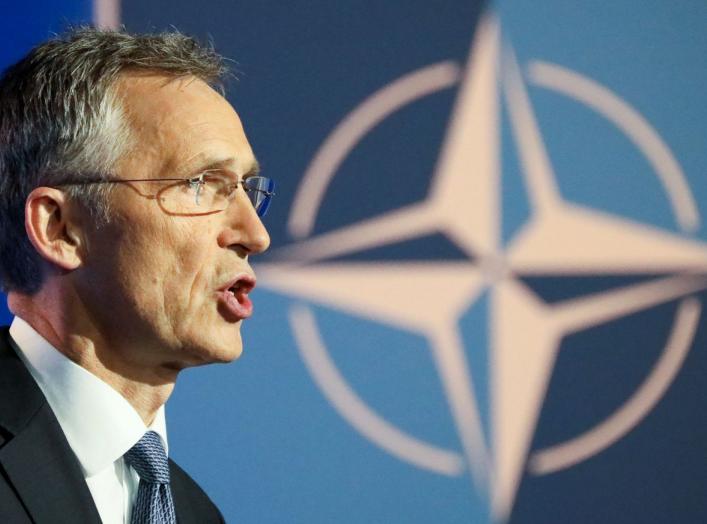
left=219, top=272, right=257, bottom=294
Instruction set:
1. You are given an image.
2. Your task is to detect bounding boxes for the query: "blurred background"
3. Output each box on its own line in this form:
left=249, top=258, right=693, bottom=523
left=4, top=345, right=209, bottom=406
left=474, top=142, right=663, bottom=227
left=2, top=1, right=707, bottom=522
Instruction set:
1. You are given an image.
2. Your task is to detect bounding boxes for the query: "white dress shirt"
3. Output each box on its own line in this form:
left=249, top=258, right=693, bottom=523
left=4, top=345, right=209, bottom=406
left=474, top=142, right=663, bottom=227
left=9, top=316, right=169, bottom=524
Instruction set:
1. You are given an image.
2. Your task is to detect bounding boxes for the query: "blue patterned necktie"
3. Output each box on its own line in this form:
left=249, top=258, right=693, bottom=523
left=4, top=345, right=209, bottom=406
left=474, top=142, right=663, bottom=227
left=124, top=431, right=177, bottom=524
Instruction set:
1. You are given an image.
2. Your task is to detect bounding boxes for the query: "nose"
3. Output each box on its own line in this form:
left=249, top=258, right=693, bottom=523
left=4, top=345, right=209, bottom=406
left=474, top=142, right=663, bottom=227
left=217, top=188, right=271, bottom=255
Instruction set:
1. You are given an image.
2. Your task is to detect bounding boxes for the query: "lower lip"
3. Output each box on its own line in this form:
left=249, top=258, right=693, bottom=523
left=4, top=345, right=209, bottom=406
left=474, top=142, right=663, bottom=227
left=217, top=290, right=253, bottom=321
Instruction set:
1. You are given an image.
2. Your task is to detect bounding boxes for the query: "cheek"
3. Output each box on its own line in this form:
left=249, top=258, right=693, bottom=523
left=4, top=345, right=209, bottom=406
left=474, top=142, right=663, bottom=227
left=159, top=224, right=219, bottom=316
left=102, top=209, right=221, bottom=326
left=111, top=221, right=185, bottom=308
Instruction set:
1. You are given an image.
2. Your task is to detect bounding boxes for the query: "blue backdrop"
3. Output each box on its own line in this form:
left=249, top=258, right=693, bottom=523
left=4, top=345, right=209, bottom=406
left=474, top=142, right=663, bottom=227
left=2, top=1, right=707, bottom=523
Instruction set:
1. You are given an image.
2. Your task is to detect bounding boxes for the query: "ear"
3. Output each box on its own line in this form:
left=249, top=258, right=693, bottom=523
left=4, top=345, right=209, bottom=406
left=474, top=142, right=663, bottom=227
left=24, top=187, right=85, bottom=271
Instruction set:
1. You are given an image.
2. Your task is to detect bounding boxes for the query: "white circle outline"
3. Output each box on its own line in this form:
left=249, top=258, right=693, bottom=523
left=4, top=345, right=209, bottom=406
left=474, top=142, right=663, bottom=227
left=286, top=59, right=700, bottom=476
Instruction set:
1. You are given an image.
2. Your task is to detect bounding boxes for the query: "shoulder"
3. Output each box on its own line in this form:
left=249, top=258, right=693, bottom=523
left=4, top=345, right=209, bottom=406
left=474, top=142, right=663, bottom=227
left=169, top=459, right=225, bottom=523
left=0, top=326, right=46, bottom=439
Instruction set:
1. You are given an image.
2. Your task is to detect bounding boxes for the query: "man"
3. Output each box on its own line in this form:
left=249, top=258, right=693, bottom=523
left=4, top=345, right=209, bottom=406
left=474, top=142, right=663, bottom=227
left=0, top=28, right=272, bottom=523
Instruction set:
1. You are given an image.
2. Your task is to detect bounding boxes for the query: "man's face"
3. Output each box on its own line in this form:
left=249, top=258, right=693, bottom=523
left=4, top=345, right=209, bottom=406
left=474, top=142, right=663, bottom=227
left=76, top=74, right=270, bottom=371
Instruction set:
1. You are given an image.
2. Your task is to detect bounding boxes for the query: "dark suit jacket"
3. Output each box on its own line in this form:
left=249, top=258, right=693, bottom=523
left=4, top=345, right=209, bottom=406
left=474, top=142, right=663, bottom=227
left=0, top=327, right=225, bottom=523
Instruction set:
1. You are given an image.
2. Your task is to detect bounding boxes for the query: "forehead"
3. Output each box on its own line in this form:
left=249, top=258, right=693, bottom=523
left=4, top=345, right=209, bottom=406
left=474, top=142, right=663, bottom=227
left=115, top=73, right=256, bottom=177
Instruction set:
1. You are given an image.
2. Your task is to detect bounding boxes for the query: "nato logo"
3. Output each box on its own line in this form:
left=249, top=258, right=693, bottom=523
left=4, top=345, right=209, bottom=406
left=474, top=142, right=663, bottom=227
left=257, top=14, right=707, bottom=522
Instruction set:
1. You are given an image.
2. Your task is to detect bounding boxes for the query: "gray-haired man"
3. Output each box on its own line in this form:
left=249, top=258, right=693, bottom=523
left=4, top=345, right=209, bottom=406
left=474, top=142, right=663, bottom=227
left=0, top=27, right=272, bottom=523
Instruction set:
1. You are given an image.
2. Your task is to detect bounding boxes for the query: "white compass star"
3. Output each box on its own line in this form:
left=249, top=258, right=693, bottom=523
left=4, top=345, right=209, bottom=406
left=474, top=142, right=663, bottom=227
left=256, top=14, right=707, bottom=522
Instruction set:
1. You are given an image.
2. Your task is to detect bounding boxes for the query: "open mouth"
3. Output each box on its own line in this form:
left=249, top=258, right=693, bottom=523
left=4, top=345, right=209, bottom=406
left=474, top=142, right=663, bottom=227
left=218, top=274, right=256, bottom=321
left=227, top=277, right=255, bottom=298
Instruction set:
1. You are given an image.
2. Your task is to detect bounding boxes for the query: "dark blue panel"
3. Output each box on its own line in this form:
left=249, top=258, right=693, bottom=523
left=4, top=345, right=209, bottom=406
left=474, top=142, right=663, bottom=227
left=521, top=275, right=669, bottom=305
left=321, top=233, right=471, bottom=262
left=0, top=297, right=12, bottom=325
left=0, top=0, right=94, bottom=68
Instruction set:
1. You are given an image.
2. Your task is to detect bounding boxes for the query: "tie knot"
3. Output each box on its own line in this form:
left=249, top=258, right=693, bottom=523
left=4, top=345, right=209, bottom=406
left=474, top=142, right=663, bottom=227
left=124, top=431, right=171, bottom=484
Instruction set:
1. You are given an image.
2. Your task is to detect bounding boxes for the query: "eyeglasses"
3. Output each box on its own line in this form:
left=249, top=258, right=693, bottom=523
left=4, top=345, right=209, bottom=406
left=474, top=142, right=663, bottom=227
left=55, top=170, right=275, bottom=217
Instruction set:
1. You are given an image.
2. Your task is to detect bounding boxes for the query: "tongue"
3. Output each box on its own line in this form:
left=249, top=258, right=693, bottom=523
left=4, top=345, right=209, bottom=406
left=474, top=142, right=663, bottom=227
left=221, top=288, right=252, bottom=320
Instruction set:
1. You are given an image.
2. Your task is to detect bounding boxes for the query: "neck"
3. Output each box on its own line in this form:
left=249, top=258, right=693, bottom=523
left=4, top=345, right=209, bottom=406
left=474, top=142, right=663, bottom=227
left=8, top=287, right=176, bottom=426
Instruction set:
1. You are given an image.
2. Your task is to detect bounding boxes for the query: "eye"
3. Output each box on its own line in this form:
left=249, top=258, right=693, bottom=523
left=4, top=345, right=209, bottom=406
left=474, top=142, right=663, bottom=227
left=201, top=172, right=239, bottom=197
left=187, top=177, right=206, bottom=190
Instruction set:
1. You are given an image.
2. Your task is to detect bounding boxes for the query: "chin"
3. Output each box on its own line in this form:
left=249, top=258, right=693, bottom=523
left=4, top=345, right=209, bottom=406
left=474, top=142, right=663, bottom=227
left=174, top=328, right=244, bottom=367
left=203, top=329, right=244, bottom=363
left=211, top=341, right=244, bottom=363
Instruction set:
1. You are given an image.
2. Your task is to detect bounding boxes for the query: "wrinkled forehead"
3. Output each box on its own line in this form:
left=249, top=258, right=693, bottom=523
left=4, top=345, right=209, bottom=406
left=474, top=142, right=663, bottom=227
left=114, top=73, right=257, bottom=178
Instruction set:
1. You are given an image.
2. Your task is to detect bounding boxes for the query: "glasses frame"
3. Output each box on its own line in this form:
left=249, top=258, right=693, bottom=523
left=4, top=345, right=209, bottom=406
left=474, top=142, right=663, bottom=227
left=53, top=170, right=275, bottom=217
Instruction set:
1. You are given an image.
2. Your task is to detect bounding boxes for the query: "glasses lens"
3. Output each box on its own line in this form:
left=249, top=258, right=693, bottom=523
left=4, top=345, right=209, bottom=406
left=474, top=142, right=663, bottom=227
left=158, top=175, right=273, bottom=216
left=243, top=176, right=275, bottom=216
left=159, top=177, right=221, bottom=215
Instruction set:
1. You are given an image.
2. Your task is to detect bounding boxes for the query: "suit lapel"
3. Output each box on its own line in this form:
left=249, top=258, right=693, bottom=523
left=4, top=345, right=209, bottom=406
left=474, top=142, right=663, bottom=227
left=169, top=460, right=202, bottom=524
left=0, top=328, right=102, bottom=524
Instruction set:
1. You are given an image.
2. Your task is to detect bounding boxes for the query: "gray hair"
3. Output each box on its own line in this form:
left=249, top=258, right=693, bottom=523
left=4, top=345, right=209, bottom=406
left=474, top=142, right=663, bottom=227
left=0, top=27, right=228, bottom=294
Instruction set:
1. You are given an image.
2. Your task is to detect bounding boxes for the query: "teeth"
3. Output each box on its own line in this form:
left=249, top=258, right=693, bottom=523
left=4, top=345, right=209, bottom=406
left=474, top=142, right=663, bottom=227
left=227, top=280, right=250, bottom=295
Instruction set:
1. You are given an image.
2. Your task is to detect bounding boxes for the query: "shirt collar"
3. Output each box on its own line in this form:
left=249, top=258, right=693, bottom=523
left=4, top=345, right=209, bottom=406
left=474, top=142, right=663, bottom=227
left=9, top=316, right=169, bottom=477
